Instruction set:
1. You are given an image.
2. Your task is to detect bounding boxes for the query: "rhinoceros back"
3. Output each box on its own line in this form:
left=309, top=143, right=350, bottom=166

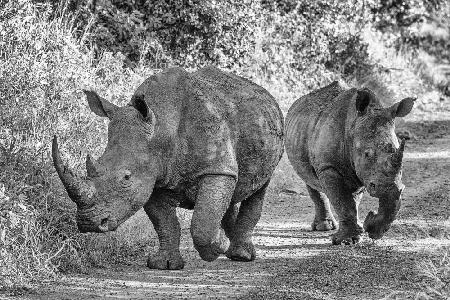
left=133, top=66, right=284, bottom=202
left=285, top=81, right=345, bottom=186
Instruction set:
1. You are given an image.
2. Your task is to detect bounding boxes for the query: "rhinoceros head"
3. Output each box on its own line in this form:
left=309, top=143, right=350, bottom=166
left=53, top=91, right=159, bottom=233
left=350, top=89, right=415, bottom=239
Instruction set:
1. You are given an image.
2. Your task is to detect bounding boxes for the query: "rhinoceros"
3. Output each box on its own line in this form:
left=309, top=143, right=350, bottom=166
left=52, top=66, right=284, bottom=269
left=285, top=81, right=415, bottom=244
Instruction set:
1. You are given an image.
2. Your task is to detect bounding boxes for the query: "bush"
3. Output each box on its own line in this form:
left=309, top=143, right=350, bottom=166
left=35, top=0, right=373, bottom=79
left=369, top=0, right=449, bottom=93
left=51, top=0, right=259, bottom=68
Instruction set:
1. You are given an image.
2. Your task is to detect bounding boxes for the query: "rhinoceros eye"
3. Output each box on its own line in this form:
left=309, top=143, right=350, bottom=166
left=124, top=170, right=131, bottom=180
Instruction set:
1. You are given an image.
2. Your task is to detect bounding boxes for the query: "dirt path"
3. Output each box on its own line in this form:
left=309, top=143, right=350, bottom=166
left=11, top=119, right=450, bottom=300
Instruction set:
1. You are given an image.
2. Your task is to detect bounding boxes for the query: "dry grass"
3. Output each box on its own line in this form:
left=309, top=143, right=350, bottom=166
left=416, top=248, right=450, bottom=300
left=0, top=184, right=61, bottom=293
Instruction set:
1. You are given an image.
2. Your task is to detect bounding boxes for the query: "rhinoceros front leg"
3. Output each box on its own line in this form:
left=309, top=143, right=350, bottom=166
left=306, top=185, right=338, bottom=231
left=144, top=191, right=185, bottom=270
left=318, top=168, right=363, bottom=245
left=191, top=175, right=235, bottom=262
left=225, top=180, right=268, bottom=262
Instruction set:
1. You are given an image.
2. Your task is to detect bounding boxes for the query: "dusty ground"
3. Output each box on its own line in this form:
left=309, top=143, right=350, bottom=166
left=6, top=117, right=450, bottom=300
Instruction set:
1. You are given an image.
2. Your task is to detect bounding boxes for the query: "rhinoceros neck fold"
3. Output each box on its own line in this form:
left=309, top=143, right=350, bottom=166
left=324, top=90, right=361, bottom=187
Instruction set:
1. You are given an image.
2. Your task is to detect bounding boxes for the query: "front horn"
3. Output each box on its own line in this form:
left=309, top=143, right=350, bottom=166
left=52, top=136, right=96, bottom=206
left=390, top=138, right=406, bottom=169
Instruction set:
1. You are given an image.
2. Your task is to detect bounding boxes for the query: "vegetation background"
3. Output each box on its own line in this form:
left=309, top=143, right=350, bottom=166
left=0, top=0, right=449, bottom=297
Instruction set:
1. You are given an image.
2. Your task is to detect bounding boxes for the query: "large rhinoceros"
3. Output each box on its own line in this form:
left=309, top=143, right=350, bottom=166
left=52, top=66, right=284, bottom=269
left=285, top=82, right=415, bottom=244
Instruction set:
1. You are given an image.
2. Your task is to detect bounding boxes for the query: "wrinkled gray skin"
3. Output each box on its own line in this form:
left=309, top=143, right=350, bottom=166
left=285, top=82, right=415, bottom=244
left=53, top=66, right=284, bottom=269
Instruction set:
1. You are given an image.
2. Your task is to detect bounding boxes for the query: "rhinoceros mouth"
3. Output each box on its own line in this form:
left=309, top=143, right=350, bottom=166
left=363, top=211, right=390, bottom=239
left=363, top=186, right=403, bottom=239
left=76, top=210, right=118, bottom=233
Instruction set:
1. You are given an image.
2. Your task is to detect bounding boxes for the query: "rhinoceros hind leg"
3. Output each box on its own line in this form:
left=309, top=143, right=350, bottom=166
left=225, top=181, right=268, bottom=262
left=144, top=191, right=185, bottom=270
left=318, top=169, right=364, bottom=245
left=307, top=185, right=338, bottom=231
left=222, top=203, right=238, bottom=240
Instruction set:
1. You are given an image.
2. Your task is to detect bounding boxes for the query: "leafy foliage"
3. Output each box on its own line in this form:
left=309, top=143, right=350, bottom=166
left=35, top=0, right=373, bottom=78
left=337, top=0, right=450, bottom=95
left=258, top=0, right=371, bottom=76
left=62, top=0, right=259, bottom=68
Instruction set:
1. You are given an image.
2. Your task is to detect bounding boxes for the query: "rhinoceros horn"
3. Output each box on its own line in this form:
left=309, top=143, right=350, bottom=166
left=390, top=138, right=406, bottom=169
left=52, top=136, right=96, bottom=206
left=86, top=154, right=104, bottom=178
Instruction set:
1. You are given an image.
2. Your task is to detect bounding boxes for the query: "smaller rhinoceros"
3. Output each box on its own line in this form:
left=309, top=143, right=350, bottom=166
left=52, top=66, right=284, bottom=269
left=285, top=82, right=415, bottom=244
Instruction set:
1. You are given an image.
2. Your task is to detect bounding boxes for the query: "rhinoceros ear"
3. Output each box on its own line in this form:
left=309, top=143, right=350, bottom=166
left=355, top=89, right=372, bottom=115
left=83, top=90, right=118, bottom=119
left=388, top=97, right=416, bottom=118
left=133, top=94, right=154, bottom=123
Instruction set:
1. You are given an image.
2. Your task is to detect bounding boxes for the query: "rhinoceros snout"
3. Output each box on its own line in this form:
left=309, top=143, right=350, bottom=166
left=363, top=211, right=390, bottom=240
left=76, top=213, right=117, bottom=233
left=77, top=220, right=100, bottom=233
left=363, top=185, right=403, bottom=240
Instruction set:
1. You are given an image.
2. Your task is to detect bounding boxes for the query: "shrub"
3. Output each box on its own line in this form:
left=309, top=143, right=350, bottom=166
left=49, top=0, right=259, bottom=68
left=35, top=0, right=373, bottom=80
left=237, top=0, right=373, bottom=112
left=369, top=0, right=449, bottom=93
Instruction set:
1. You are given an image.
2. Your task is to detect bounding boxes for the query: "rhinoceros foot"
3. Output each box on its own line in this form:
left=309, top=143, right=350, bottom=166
left=312, top=216, right=338, bottom=231
left=226, top=241, right=256, bottom=262
left=193, top=228, right=230, bottom=262
left=331, top=225, right=364, bottom=245
left=147, top=250, right=185, bottom=270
